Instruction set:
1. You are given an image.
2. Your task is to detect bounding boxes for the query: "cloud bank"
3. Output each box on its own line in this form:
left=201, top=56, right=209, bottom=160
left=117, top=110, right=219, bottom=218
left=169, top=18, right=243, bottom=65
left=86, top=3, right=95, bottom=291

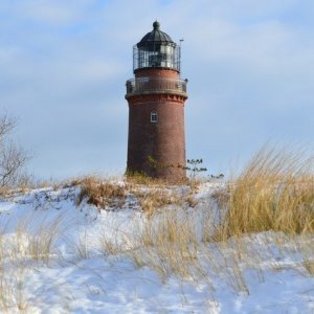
left=0, top=0, right=313, bottom=179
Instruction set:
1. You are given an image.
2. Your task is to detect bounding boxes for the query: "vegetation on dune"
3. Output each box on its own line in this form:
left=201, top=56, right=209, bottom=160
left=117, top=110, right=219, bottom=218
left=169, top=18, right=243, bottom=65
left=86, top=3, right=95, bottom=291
left=216, top=146, right=314, bottom=240
left=0, top=144, right=312, bottom=311
left=74, top=147, right=313, bottom=240
left=76, top=176, right=126, bottom=209
left=70, top=146, right=314, bottom=286
left=0, top=114, right=29, bottom=195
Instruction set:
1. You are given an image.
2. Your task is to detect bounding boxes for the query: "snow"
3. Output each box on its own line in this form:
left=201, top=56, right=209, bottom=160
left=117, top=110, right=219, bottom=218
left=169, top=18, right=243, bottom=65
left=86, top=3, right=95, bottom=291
left=0, top=183, right=313, bottom=313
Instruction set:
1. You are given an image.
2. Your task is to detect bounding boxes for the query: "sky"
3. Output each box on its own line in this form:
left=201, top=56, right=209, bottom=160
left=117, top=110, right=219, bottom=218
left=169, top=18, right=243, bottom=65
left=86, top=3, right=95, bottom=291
left=1, top=0, right=313, bottom=180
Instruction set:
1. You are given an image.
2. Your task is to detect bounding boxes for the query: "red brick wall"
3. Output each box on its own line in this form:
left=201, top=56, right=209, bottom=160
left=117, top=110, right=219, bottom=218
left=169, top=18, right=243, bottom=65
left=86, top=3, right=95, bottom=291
left=135, top=68, right=179, bottom=79
left=127, top=68, right=187, bottom=181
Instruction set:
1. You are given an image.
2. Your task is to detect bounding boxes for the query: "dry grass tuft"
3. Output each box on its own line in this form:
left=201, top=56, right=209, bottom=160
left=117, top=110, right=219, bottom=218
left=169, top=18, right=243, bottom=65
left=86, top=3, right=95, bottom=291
left=11, top=214, right=63, bottom=265
left=28, top=217, right=63, bottom=264
left=126, top=171, right=191, bottom=187
left=132, top=189, right=181, bottom=216
left=0, top=268, right=29, bottom=313
left=0, top=214, right=64, bottom=312
left=211, top=187, right=230, bottom=209
left=303, top=260, right=314, bottom=275
left=128, top=178, right=200, bottom=215
left=128, top=210, right=202, bottom=279
left=217, top=146, right=314, bottom=240
left=74, top=174, right=199, bottom=216
left=77, top=176, right=126, bottom=209
left=126, top=172, right=167, bottom=186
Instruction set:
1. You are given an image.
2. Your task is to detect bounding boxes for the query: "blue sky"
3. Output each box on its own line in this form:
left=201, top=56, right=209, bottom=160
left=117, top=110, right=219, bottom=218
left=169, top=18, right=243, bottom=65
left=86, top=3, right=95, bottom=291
left=1, top=0, right=313, bottom=180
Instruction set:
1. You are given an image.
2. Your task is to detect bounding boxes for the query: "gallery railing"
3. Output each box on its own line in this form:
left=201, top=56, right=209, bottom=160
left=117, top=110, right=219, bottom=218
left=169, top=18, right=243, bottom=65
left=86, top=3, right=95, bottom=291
left=126, top=77, right=187, bottom=96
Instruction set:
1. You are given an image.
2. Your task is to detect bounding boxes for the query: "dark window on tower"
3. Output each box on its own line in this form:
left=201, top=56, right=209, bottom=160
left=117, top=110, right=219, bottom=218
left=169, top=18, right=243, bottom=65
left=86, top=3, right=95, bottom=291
left=150, top=111, right=158, bottom=123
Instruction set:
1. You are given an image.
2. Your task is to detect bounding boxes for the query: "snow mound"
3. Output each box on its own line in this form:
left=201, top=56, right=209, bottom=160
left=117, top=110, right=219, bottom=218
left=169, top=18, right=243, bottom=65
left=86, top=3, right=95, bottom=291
left=0, top=182, right=312, bottom=313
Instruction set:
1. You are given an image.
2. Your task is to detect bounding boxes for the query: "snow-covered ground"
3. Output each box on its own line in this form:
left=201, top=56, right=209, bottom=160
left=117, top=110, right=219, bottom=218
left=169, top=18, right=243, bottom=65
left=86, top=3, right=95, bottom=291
left=0, top=182, right=313, bottom=313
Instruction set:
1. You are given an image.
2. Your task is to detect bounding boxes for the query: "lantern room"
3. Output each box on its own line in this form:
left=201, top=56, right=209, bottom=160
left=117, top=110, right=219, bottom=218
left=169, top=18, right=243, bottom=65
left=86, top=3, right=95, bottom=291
left=133, top=21, right=181, bottom=72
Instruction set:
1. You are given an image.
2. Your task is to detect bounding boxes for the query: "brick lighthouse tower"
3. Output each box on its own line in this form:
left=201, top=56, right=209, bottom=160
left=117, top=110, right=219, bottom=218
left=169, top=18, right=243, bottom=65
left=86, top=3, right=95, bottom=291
left=125, top=21, right=188, bottom=180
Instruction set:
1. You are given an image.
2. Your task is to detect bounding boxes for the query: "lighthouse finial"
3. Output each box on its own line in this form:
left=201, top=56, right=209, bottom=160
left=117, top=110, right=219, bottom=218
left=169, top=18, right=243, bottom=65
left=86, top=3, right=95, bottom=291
left=153, top=20, right=160, bottom=30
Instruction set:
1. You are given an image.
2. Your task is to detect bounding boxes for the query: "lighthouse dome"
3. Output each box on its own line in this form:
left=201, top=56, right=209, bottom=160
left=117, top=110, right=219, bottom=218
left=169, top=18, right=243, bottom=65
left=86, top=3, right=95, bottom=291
left=137, top=21, right=175, bottom=47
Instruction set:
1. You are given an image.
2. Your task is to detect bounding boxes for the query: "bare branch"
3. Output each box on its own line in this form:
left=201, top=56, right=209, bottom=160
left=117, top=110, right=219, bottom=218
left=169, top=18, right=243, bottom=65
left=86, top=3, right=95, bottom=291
left=0, top=114, right=29, bottom=193
left=0, top=114, right=16, bottom=141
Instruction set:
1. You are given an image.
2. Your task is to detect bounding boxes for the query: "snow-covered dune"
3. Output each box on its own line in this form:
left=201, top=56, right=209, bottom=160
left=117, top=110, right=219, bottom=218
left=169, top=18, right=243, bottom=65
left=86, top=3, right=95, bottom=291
left=0, top=182, right=313, bottom=313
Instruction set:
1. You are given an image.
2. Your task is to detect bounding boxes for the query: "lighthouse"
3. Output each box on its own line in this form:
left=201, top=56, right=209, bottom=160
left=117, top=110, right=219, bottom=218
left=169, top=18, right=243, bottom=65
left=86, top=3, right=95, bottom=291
left=125, top=21, right=188, bottom=180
